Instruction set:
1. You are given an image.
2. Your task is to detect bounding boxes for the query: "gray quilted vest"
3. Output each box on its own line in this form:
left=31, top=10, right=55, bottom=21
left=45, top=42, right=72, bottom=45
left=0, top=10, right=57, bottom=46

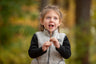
left=31, top=29, right=66, bottom=64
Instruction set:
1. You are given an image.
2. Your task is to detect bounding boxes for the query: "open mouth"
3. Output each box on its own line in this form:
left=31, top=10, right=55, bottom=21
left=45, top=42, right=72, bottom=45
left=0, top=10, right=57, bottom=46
left=49, top=24, right=54, bottom=28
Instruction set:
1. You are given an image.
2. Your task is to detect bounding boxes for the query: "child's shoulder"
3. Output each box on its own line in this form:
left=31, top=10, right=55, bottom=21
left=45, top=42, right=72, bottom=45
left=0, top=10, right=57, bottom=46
left=58, top=32, right=67, bottom=39
left=34, top=31, right=44, bottom=35
left=35, top=31, right=43, bottom=33
left=59, top=32, right=66, bottom=36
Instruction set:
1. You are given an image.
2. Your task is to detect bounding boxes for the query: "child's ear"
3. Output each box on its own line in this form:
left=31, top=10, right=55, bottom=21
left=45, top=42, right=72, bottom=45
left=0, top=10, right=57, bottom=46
left=40, top=18, right=44, bottom=25
left=58, top=21, right=61, bottom=26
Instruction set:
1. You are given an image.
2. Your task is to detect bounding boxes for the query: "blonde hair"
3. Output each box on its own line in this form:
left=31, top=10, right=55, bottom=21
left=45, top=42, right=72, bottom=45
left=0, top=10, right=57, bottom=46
left=39, top=5, right=63, bottom=31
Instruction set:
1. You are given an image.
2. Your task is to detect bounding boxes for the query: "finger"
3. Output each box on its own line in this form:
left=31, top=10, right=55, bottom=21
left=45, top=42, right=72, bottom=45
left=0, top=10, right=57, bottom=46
left=45, top=42, right=52, bottom=46
left=46, top=46, right=49, bottom=49
left=50, top=37, right=56, bottom=41
left=46, top=45, right=50, bottom=47
left=45, top=44, right=51, bottom=47
left=50, top=38, right=54, bottom=42
left=50, top=42, right=52, bottom=45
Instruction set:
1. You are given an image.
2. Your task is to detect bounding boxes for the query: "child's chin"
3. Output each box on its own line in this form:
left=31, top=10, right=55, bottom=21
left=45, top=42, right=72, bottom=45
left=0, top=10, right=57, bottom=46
left=49, top=30, right=55, bottom=32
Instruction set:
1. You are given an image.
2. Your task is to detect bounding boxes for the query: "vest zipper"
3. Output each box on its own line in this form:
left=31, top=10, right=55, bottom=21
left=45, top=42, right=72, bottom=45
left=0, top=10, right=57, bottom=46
left=47, top=46, right=51, bottom=64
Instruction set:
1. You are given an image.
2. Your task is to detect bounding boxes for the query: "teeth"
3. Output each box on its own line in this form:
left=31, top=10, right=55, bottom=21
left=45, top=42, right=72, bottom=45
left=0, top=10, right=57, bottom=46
left=52, top=25, right=54, bottom=27
left=49, top=25, right=54, bottom=27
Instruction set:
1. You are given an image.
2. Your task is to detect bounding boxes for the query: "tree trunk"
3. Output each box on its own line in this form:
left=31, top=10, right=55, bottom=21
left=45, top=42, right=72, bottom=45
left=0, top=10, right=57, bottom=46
left=40, top=0, right=49, bottom=11
left=63, top=0, right=69, bottom=10
left=52, top=0, right=58, bottom=5
left=75, top=0, right=91, bottom=64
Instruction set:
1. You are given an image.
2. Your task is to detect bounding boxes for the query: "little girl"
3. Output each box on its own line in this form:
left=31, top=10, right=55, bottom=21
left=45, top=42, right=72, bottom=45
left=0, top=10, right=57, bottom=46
left=28, top=5, right=71, bottom=64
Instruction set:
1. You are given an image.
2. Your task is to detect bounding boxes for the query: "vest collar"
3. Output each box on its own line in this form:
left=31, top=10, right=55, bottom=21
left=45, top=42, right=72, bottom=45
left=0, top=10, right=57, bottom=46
left=43, top=29, right=59, bottom=37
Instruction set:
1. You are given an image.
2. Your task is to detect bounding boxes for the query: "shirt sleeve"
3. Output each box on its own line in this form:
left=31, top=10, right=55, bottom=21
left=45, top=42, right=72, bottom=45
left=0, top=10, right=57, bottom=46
left=56, top=36, right=71, bottom=59
left=28, top=34, right=47, bottom=58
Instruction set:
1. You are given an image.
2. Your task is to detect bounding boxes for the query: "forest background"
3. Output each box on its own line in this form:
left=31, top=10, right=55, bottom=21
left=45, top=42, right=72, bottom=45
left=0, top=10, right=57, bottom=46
left=0, top=0, right=96, bottom=64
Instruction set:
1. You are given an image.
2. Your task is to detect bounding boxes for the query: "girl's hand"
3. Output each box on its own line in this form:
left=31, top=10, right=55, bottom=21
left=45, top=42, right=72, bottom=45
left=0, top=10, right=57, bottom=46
left=50, top=37, right=60, bottom=48
left=42, top=41, right=52, bottom=51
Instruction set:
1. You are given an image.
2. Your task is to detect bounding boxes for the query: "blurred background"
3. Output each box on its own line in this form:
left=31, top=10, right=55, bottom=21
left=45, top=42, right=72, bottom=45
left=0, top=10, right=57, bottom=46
left=0, top=0, right=96, bottom=64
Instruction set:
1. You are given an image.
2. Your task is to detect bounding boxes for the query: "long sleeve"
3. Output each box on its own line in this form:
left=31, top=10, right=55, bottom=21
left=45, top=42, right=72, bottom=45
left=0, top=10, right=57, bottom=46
left=28, top=34, right=47, bottom=58
left=56, top=36, right=71, bottom=59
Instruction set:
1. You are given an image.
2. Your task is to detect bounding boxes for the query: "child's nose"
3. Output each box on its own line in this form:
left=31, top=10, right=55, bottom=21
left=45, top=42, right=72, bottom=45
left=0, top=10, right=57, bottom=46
left=50, top=18, right=54, bottom=21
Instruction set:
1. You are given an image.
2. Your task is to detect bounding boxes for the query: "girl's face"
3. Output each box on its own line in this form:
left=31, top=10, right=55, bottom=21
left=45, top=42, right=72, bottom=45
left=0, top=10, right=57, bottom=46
left=41, top=10, right=61, bottom=33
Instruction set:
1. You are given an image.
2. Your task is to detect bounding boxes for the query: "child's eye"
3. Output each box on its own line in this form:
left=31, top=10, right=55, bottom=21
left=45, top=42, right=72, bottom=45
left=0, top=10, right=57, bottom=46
left=46, top=17, right=51, bottom=19
left=54, top=17, right=58, bottom=20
